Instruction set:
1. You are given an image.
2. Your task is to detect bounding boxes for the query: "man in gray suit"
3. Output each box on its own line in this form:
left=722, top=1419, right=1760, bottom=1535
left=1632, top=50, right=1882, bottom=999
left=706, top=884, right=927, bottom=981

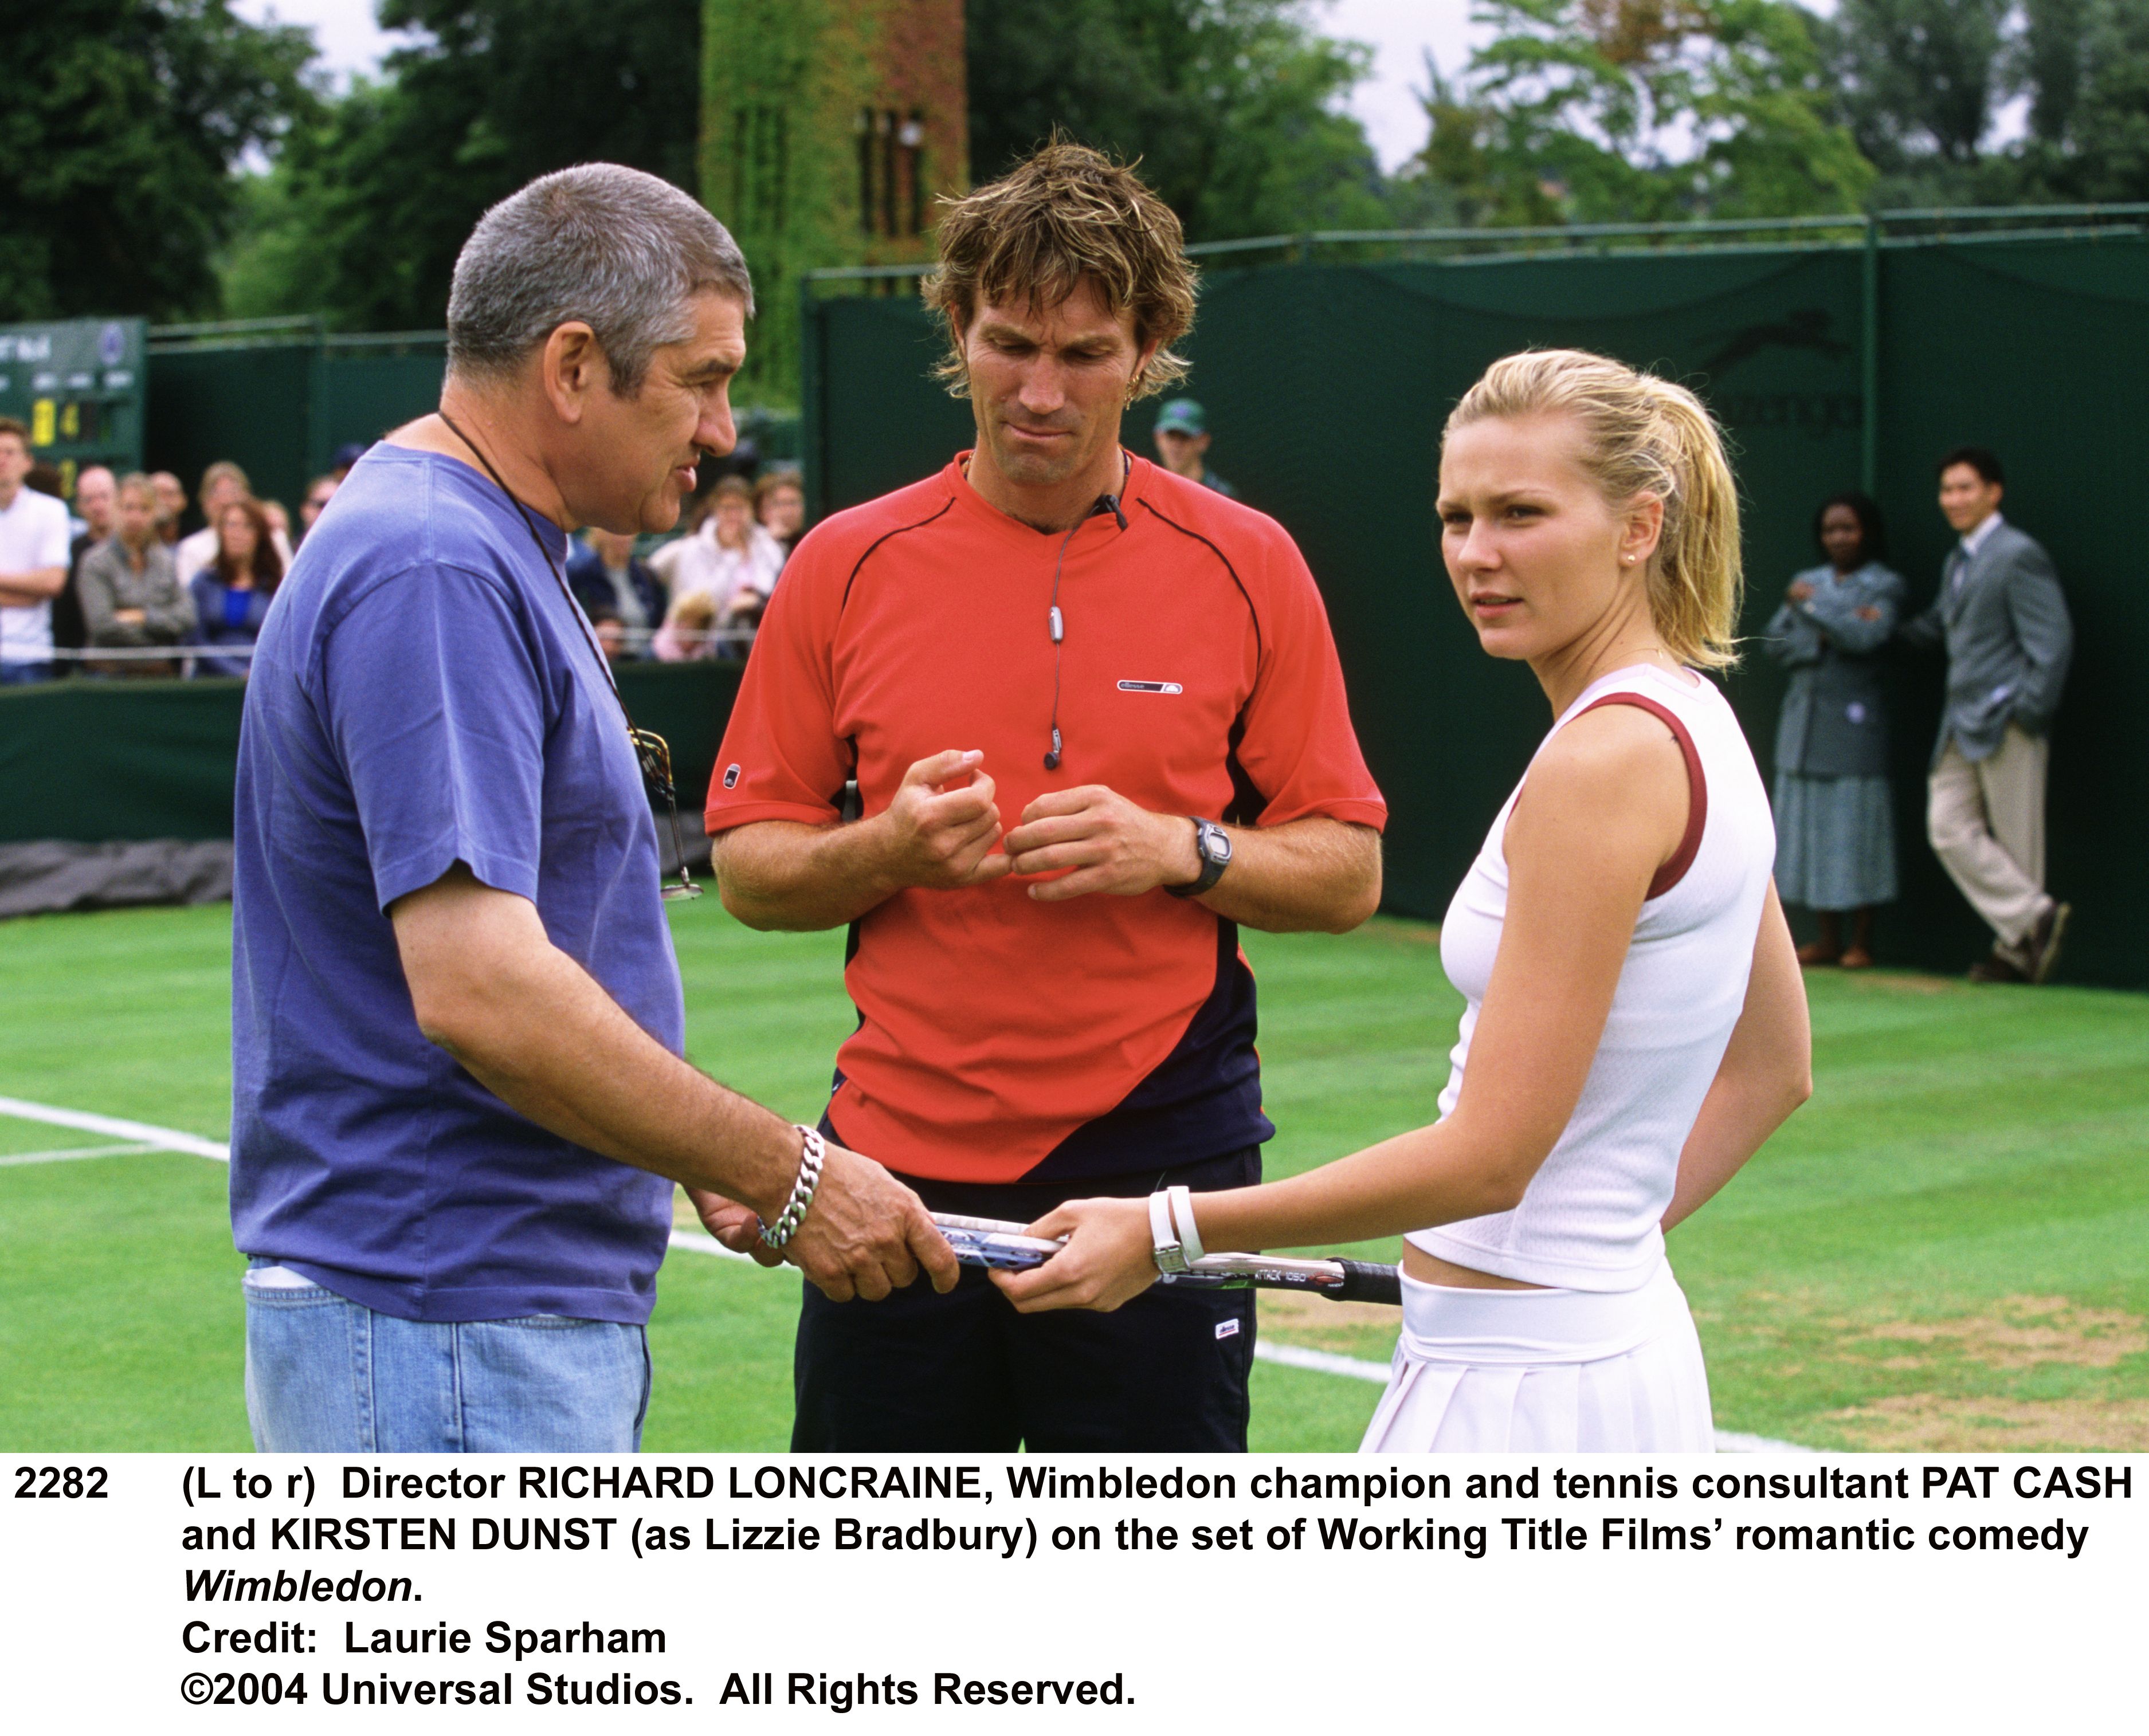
left=1899, top=447, right=2073, bottom=983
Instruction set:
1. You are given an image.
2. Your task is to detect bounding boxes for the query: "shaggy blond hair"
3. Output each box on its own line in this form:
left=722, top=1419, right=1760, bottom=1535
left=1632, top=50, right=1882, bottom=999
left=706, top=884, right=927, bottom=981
left=923, top=142, right=1197, bottom=400
left=1448, top=349, right=1744, bottom=669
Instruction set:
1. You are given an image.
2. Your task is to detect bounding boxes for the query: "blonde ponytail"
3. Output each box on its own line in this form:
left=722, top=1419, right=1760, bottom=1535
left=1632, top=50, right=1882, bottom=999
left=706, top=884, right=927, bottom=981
left=1445, top=349, right=1744, bottom=669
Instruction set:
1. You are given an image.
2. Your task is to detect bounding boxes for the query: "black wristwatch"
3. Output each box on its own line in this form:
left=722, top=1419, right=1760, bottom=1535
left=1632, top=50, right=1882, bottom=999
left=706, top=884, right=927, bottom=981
left=1166, top=818, right=1232, bottom=898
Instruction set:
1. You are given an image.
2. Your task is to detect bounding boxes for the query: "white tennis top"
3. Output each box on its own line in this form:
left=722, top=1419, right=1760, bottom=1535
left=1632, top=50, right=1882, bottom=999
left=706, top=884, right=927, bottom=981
left=1407, top=663, right=1775, bottom=1291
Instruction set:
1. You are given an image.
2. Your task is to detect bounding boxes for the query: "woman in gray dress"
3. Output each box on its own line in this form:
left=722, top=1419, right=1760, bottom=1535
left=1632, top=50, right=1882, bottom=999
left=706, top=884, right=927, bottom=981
left=1765, top=492, right=1905, bottom=967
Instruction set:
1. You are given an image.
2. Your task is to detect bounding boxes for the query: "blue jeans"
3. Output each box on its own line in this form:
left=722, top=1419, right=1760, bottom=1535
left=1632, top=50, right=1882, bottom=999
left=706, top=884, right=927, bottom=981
left=0, top=661, right=53, bottom=685
left=242, top=1265, right=651, bottom=1452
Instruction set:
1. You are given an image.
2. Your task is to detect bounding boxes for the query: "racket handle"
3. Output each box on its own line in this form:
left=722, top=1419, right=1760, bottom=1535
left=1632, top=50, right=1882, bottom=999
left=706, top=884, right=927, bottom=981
left=1327, top=1260, right=1402, bottom=1306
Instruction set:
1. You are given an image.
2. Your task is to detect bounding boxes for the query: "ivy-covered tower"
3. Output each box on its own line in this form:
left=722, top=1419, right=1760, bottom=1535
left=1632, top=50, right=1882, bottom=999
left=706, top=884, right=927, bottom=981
left=701, top=0, right=968, bottom=403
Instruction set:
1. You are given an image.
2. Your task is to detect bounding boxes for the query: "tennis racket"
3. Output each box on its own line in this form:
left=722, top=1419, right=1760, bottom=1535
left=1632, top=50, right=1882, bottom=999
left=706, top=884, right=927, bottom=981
left=934, top=1212, right=1402, bottom=1305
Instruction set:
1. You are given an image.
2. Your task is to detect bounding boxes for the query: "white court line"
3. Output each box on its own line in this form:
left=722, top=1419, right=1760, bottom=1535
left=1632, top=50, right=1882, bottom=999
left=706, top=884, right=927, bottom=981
left=0, top=1095, right=1815, bottom=1454
left=1253, top=1340, right=1815, bottom=1455
left=0, top=1142, right=164, bottom=1168
left=0, top=1094, right=229, bottom=1161
left=1711, top=1429, right=1815, bottom=1455
left=1257, top=1340, right=1390, bottom=1382
left=668, top=1228, right=752, bottom=1263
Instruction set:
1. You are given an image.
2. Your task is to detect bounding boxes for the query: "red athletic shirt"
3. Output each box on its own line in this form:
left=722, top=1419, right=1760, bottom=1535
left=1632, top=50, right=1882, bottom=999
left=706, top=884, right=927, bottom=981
left=706, top=453, right=1386, bottom=1184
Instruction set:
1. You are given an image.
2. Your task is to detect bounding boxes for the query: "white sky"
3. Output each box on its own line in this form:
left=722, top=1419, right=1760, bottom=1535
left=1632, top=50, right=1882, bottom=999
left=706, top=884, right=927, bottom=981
left=235, top=0, right=1468, bottom=172
left=1321, top=0, right=1475, bottom=170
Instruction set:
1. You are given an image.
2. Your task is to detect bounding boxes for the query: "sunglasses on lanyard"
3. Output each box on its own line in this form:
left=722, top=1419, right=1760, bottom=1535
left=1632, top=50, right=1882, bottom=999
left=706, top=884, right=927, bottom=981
left=438, top=412, right=701, bottom=902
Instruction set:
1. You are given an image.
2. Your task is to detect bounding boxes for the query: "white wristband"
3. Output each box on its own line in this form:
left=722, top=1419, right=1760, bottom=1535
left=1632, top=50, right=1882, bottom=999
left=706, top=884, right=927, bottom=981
left=1148, top=1190, right=1190, bottom=1275
left=1167, top=1185, right=1205, bottom=1263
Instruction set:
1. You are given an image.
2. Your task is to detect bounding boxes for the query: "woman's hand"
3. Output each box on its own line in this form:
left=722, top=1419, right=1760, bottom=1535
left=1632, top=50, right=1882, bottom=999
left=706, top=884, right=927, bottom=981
left=992, top=1196, right=1158, bottom=1313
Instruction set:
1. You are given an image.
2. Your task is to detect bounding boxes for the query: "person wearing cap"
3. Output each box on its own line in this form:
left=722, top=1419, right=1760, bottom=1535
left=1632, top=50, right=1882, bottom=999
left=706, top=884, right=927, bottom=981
left=1152, top=396, right=1237, bottom=498
left=704, top=143, right=1385, bottom=1451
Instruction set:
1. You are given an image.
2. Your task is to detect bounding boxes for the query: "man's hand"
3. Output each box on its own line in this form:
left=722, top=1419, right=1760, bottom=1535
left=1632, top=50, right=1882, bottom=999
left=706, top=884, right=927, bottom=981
left=689, top=1149, right=961, bottom=1301
left=1002, top=786, right=1199, bottom=901
left=711, top=749, right=1010, bottom=933
left=1786, top=580, right=1814, bottom=603
left=879, top=749, right=1013, bottom=890
left=783, top=1145, right=960, bottom=1302
left=114, top=607, right=147, bottom=626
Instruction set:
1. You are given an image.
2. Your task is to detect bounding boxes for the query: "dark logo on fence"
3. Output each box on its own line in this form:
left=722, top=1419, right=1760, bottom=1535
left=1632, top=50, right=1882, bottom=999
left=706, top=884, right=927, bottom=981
left=1712, top=392, right=1863, bottom=439
left=1690, top=309, right=1861, bottom=437
left=1700, top=308, right=1852, bottom=379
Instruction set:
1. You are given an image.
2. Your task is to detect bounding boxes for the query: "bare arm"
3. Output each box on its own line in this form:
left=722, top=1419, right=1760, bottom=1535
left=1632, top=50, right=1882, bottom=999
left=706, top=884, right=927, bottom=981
left=0, top=565, right=66, bottom=608
left=996, top=706, right=1687, bottom=1310
left=713, top=748, right=1013, bottom=931
left=1661, top=880, right=1811, bottom=1232
left=1003, top=791, right=1382, bottom=934
left=390, top=865, right=957, bottom=1302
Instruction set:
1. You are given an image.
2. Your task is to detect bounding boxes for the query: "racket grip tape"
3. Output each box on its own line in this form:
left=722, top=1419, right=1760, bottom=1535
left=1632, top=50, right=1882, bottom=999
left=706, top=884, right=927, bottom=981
left=1327, top=1260, right=1402, bottom=1306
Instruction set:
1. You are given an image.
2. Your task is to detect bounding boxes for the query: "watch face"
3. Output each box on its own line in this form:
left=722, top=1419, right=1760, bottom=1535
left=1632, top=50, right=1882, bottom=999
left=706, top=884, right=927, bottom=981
left=1200, top=821, right=1230, bottom=868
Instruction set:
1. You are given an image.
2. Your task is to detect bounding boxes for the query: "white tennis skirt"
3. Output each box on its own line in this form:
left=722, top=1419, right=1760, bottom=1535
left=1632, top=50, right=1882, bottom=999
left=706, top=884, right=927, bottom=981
left=1360, top=1259, right=1713, bottom=1454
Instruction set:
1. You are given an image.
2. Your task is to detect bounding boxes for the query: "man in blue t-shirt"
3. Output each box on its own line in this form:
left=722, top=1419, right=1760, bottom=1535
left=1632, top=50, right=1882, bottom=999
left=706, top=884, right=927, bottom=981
left=231, top=164, right=956, bottom=1453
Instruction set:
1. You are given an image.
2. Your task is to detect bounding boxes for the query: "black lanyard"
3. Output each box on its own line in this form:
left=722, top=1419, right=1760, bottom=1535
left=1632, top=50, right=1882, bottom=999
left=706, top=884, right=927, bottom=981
left=435, top=412, right=700, bottom=901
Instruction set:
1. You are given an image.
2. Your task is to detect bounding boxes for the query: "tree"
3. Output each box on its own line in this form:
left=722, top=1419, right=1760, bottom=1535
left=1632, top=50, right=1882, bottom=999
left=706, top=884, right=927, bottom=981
left=1813, top=0, right=2149, bottom=206
left=1818, top=0, right=2010, bottom=171
left=1409, top=0, right=1873, bottom=226
left=224, top=0, right=701, bottom=331
left=966, top=0, right=1394, bottom=242
left=0, top=0, right=314, bottom=322
left=2011, top=0, right=2149, bottom=201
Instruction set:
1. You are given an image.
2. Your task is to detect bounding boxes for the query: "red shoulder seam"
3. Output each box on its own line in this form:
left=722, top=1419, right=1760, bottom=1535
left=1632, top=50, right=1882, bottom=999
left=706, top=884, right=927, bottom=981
left=1577, top=694, right=1706, bottom=898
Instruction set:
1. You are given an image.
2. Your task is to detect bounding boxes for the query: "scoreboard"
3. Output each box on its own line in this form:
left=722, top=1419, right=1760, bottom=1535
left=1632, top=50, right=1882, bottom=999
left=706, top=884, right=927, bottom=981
left=0, top=317, right=147, bottom=497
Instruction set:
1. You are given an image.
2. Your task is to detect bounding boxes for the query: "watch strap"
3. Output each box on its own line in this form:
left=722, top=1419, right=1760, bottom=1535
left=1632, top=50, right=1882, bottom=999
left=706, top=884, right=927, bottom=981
left=1165, top=818, right=1228, bottom=899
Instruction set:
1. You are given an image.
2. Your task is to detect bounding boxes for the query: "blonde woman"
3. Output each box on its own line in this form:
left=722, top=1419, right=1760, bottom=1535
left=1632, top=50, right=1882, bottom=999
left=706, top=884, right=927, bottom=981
left=997, top=349, right=1812, bottom=1452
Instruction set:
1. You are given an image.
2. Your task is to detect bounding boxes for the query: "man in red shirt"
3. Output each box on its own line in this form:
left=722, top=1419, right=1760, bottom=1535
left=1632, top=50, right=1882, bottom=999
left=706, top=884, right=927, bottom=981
left=705, top=143, right=1386, bottom=1450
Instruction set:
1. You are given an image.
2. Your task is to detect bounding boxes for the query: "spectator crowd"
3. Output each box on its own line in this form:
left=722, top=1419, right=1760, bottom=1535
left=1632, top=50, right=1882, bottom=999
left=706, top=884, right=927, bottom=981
left=6, top=401, right=2076, bottom=984
left=0, top=413, right=807, bottom=683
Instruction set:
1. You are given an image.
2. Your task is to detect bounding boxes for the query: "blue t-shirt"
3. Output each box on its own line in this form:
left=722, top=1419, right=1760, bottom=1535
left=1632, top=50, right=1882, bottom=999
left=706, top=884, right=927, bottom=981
left=229, top=445, right=683, bottom=1323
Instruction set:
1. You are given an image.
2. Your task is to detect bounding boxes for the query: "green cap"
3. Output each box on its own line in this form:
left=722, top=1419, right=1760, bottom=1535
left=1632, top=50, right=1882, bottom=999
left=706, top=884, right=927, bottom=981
left=1154, top=398, right=1207, bottom=437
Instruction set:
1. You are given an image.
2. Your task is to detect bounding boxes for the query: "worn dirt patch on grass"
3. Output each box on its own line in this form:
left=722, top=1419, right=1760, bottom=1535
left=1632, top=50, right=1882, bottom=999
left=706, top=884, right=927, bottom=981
left=1846, top=972, right=1956, bottom=996
left=1849, top=1294, right=2147, bottom=1370
left=1824, top=1394, right=2149, bottom=1452
left=1259, top=1290, right=1401, bottom=1356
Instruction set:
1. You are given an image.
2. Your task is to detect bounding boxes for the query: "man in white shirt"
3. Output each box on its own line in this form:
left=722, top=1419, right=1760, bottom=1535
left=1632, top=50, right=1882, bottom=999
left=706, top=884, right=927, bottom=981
left=175, top=460, right=294, bottom=586
left=0, top=417, right=73, bottom=684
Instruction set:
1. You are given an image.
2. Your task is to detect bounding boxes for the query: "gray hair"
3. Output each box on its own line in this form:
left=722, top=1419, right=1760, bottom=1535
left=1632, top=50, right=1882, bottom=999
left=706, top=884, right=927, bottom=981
left=446, top=163, right=753, bottom=396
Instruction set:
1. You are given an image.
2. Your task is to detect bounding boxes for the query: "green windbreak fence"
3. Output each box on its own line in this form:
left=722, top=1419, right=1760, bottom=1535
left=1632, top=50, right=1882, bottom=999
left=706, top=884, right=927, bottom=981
left=145, top=324, right=450, bottom=517
left=803, top=217, right=2149, bottom=988
left=143, top=319, right=806, bottom=522
left=0, top=663, right=744, bottom=847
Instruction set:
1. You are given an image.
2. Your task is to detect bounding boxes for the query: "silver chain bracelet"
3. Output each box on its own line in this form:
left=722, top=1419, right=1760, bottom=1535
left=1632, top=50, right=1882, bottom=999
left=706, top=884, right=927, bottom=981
left=758, top=1124, right=827, bottom=1251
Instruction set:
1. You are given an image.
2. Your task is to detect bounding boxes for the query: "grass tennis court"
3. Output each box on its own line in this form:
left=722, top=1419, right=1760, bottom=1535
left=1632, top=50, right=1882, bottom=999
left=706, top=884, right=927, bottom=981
left=3, top=898, right=2146, bottom=1452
